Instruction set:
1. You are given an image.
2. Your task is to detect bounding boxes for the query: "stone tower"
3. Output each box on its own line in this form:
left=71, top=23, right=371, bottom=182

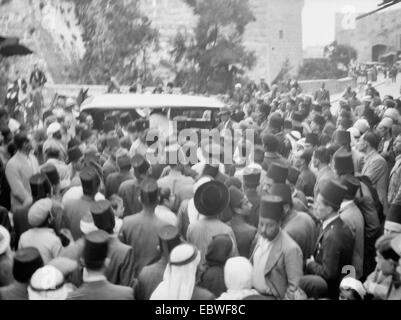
left=140, top=0, right=305, bottom=84
left=243, top=0, right=305, bottom=83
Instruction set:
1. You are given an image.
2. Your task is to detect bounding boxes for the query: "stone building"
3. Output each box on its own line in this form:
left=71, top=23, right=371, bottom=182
left=140, top=0, right=305, bottom=84
left=335, top=9, right=401, bottom=63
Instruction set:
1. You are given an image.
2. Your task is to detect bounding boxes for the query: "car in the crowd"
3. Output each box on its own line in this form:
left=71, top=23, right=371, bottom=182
left=80, top=93, right=225, bottom=136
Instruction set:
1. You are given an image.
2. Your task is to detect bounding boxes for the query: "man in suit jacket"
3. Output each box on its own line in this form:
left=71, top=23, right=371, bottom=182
left=314, top=83, right=330, bottom=104
left=304, top=180, right=354, bottom=299
left=105, top=151, right=133, bottom=198
left=251, top=195, right=303, bottom=300
left=271, top=183, right=317, bottom=264
left=63, top=166, right=100, bottom=241
left=227, top=186, right=257, bottom=259
left=5, top=133, right=40, bottom=212
left=261, top=134, right=290, bottom=173
left=135, top=224, right=181, bottom=300
left=119, top=178, right=166, bottom=273
left=90, top=200, right=138, bottom=287
left=388, top=134, right=401, bottom=205
left=359, top=131, right=389, bottom=215
left=313, top=147, right=335, bottom=199
left=217, top=107, right=235, bottom=135
left=67, top=230, right=133, bottom=300
left=243, top=167, right=262, bottom=228
left=339, top=175, right=365, bottom=280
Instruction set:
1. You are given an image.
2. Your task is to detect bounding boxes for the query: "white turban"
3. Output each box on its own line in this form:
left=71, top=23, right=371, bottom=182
left=353, top=119, right=370, bottom=135
left=28, top=199, right=53, bottom=227
left=150, top=244, right=200, bottom=300
left=340, top=277, right=367, bottom=300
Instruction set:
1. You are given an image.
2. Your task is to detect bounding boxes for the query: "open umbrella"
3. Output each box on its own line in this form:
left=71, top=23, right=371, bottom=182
left=0, top=36, right=33, bottom=57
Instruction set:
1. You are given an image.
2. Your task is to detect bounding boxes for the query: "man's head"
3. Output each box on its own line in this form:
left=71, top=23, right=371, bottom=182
left=140, top=178, right=160, bottom=208
left=14, top=133, right=32, bottom=153
left=132, top=154, right=150, bottom=180
left=229, top=186, right=252, bottom=216
left=259, top=195, right=283, bottom=241
left=82, top=230, right=109, bottom=272
left=90, top=200, right=116, bottom=234
left=358, top=131, right=380, bottom=153
left=262, top=133, right=280, bottom=153
left=393, top=134, right=401, bottom=156
left=332, top=151, right=354, bottom=178
left=294, top=149, right=313, bottom=171
left=270, top=183, right=293, bottom=216
left=377, top=117, right=393, bottom=138
left=80, top=166, right=101, bottom=198
left=313, top=146, right=331, bottom=169
left=314, top=180, right=346, bottom=221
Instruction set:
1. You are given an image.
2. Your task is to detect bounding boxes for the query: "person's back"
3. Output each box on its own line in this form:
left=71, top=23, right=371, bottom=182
left=67, top=279, right=133, bottom=300
left=135, top=258, right=167, bottom=300
left=118, top=178, right=142, bottom=217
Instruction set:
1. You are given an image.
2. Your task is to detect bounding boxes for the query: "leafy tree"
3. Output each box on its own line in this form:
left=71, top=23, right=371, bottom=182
left=170, top=0, right=256, bottom=94
left=71, top=0, right=159, bottom=84
left=324, top=41, right=357, bottom=69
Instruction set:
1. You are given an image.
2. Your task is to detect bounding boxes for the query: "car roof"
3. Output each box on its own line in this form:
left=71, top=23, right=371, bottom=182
left=80, top=94, right=225, bottom=111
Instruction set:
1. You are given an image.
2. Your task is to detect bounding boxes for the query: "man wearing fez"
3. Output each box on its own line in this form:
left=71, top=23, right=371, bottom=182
left=339, top=175, right=365, bottom=280
left=118, top=154, right=150, bottom=217
left=135, top=224, right=182, bottom=300
left=90, top=200, right=138, bottom=287
left=271, top=183, right=316, bottom=264
left=102, top=135, right=120, bottom=181
left=251, top=195, right=303, bottom=300
left=304, top=180, right=354, bottom=299
left=63, top=166, right=101, bottom=241
left=243, top=167, right=262, bottom=228
left=119, top=178, right=166, bottom=273
left=186, top=180, right=238, bottom=270
left=335, top=130, right=364, bottom=174
left=0, top=247, right=44, bottom=300
left=227, top=186, right=256, bottom=259
left=333, top=151, right=381, bottom=278
left=67, top=230, right=133, bottom=300
left=264, top=162, right=288, bottom=195
left=105, top=149, right=133, bottom=198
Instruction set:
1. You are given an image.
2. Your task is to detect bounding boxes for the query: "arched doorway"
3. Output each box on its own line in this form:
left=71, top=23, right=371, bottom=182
left=372, top=44, right=387, bottom=61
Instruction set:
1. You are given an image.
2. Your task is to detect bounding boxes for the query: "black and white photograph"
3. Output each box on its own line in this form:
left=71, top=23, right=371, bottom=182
left=1, top=0, right=401, bottom=308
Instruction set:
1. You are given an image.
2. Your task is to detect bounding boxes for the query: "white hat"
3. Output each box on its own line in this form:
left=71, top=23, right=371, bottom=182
left=8, top=118, right=20, bottom=133
left=28, top=199, right=53, bottom=227
left=47, top=122, right=61, bottom=137
left=379, top=117, right=393, bottom=129
left=339, top=277, right=367, bottom=299
left=65, top=97, right=76, bottom=108
left=28, top=265, right=68, bottom=300
left=235, top=83, right=242, bottom=89
left=0, top=225, right=10, bottom=255
left=384, top=108, right=400, bottom=123
left=353, top=119, right=370, bottom=135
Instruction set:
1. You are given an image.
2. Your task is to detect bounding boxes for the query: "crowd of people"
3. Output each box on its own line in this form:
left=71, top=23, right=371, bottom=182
left=1, top=67, right=401, bottom=301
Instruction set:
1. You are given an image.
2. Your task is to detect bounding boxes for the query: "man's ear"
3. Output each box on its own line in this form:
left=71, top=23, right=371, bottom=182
left=104, top=258, right=110, bottom=268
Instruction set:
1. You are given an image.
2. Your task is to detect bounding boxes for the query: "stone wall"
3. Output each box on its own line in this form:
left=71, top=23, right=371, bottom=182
left=335, top=9, right=401, bottom=62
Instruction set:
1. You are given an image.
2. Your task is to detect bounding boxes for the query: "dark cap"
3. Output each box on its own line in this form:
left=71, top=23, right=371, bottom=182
left=340, top=175, right=360, bottom=199
left=291, top=111, right=304, bottom=123
left=13, top=247, right=44, bottom=283
left=243, top=167, right=261, bottom=188
left=90, top=200, right=115, bottom=233
left=194, top=180, right=230, bottom=217
left=140, top=178, right=159, bottom=205
left=335, top=130, right=351, bottom=146
left=386, top=204, right=401, bottom=225
left=333, top=151, right=354, bottom=175
left=83, top=230, right=109, bottom=270
left=41, top=164, right=60, bottom=186
left=67, top=146, right=83, bottom=163
left=319, top=180, right=347, bottom=211
left=271, top=183, right=292, bottom=206
left=259, top=195, right=284, bottom=221
left=29, top=173, right=51, bottom=201
left=284, top=119, right=292, bottom=130
left=269, top=114, right=283, bottom=131
left=267, top=163, right=288, bottom=183
left=81, top=129, right=93, bottom=142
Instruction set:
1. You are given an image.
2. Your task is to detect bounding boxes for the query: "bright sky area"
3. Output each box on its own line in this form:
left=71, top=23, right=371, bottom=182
left=303, top=0, right=401, bottom=48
